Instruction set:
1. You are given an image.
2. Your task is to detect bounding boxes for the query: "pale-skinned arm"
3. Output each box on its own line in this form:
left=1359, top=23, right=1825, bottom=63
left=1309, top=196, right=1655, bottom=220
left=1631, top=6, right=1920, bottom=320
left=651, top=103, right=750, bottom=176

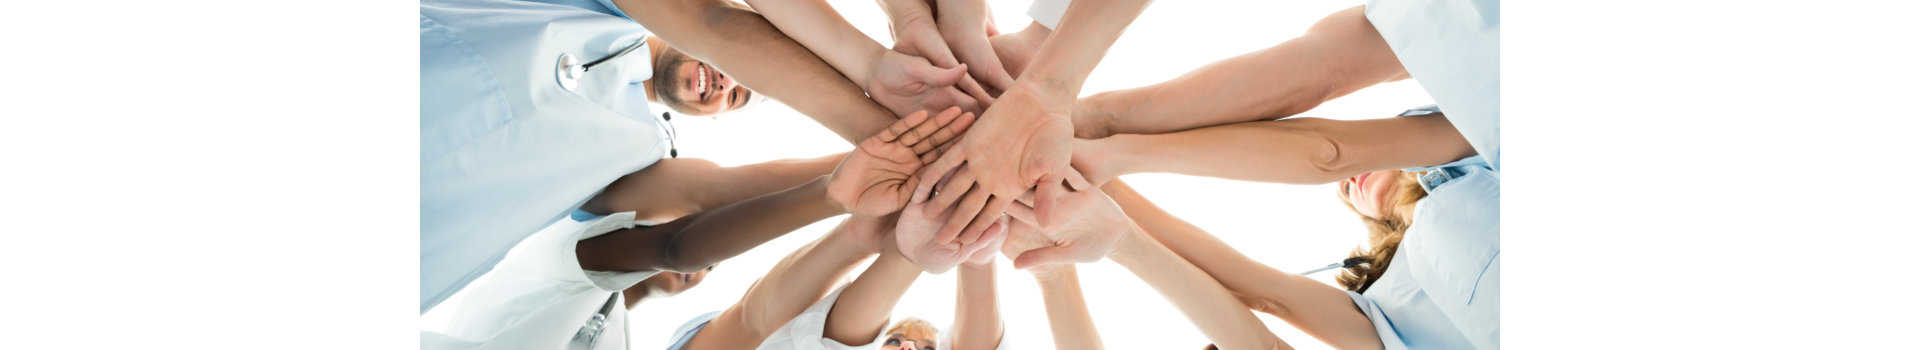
left=614, top=0, right=894, bottom=142
left=1104, top=179, right=1382, bottom=350
left=743, top=0, right=985, bottom=115
left=949, top=260, right=1004, bottom=350
left=1030, top=264, right=1102, bottom=350
left=1071, top=116, right=1475, bottom=186
left=823, top=247, right=924, bottom=346
left=678, top=216, right=889, bottom=349
left=1070, top=6, right=1407, bottom=138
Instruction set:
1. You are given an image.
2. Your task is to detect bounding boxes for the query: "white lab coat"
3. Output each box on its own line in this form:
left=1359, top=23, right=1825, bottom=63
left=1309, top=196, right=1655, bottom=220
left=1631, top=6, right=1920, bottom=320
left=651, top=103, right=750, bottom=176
left=423, top=212, right=660, bottom=350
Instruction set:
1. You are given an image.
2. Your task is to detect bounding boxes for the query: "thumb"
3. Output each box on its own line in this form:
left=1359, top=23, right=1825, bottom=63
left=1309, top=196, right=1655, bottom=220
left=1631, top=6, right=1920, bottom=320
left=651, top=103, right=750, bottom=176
left=1012, top=244, right=1076, bottom=270
left=1034, top=173, right=1062, bottom=228
left=912, top=62, right=969, bottom=88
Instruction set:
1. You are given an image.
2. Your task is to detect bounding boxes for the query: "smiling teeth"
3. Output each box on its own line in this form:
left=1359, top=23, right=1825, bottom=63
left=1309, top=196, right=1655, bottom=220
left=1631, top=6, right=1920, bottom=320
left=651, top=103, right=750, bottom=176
left=697, top=65, right=707, bottom=97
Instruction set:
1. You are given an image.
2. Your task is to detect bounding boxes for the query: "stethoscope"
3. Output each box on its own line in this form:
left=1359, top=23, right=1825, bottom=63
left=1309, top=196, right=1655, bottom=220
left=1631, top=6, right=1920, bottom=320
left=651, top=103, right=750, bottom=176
left=553, top=36, right=681, bottom=159
left=555, top=34, right=649, bottom=92
left=1299, top=257, right=1370, bottom=276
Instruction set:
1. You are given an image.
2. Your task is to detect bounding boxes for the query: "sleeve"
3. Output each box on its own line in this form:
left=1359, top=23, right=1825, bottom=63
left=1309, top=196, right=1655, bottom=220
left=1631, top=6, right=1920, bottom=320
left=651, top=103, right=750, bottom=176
left=574, top=212, right=660, bottom=291
left=1026, top=0, right=1072, bottom=30
left=766, top=286, right=882, bottom=350
left=1344, top=291, right=1411, bottom=350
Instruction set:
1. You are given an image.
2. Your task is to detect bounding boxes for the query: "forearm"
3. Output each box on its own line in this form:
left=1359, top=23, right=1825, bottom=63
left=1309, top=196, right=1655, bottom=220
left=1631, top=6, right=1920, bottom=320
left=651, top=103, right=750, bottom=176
left=1019, top=0, right=1154, bottom=97
left=951, top=261, right=1004, bottom=350
left=1089, top=117, right=1473, bottom=185
left=824, top=248, right=924, bottom=346
left=1073, top=6, right=1409, bottom=137
left=689, top=153, right=844, bottom=213
left=727, top=217, right=880, bottom=339
left=578, top=176, right=843, bottom=273
left=877, top=0, right=936, bottom=36
left=618, top=0, right=897, bottom=142
left=744, top=0, right=886, bottom=87
left=1104, top=180, right=1382, bottom=350
left=1034, top=266, right=1102, bottom=350
left=586, top=154, right=842, bottom=222
left=1109, top=227, right=1286, bottom=350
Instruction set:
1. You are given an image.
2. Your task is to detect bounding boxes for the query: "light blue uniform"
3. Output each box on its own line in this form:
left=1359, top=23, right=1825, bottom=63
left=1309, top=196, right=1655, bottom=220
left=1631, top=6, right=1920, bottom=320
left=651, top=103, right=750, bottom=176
left=1367, top=0, right=1500, bottom=170
left=1345, top=153, right=1500, bottom=350
left=421, top=0, right=671, bottom=313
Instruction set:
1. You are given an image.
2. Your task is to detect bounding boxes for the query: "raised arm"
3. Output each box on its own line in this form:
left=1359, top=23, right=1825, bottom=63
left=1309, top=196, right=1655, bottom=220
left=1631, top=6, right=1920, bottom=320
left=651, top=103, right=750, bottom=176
left=917, top=0, right=1158, bottom=246
left=823, top=248, right=924, bottom=346
left=1103, top=179, right=1382, bottom=350
left=742, top=0, right=985, bottom=115
left=680, top=215, right=889, bottom=349
left=576, top=108, right=975, bottom=273
left=582, top=153, right=842, bottom=223
left=615, top=0, right=895, bottom=142
left=1069, top=6, right=1407, bottom=138
left=1072, top=116, right=1475, bottom=186
left=1030, top=264, right=1101, bottom=350
left=949, top=260, right=1004, bottom=350
left=1003, top=173, right=1283, bottom=350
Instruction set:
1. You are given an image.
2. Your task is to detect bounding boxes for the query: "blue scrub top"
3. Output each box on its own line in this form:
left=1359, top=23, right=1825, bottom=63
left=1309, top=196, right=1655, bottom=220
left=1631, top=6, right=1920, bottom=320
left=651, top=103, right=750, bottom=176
left=420, top=0, right=670, bottom=313
left=1367, top=0, right=1499, bottom=170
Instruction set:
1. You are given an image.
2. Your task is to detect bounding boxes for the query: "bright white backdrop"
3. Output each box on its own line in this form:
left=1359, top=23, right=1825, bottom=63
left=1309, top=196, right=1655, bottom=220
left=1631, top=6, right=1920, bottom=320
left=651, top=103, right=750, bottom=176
left=424, top=1, right=1433, bottom=349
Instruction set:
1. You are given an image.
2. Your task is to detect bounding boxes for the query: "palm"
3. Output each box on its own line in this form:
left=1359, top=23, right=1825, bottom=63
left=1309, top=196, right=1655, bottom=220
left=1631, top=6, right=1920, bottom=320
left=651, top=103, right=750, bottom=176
left=1002, top=171, right=1128, bottom=269
left=828, top=108, right=977, bottom=217
left=896, top=186, right=1007, bottom=274
left=867, top=51, right=980, bottom=116
left=917, top=83, right=1075, bottom=243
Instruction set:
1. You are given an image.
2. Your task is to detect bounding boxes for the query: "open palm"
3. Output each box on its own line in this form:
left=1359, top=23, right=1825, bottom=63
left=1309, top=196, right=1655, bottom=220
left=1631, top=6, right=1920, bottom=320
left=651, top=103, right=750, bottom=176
left=829, top=107, right=976, bottom=217
left=917, top=83, right=1076, bottom=244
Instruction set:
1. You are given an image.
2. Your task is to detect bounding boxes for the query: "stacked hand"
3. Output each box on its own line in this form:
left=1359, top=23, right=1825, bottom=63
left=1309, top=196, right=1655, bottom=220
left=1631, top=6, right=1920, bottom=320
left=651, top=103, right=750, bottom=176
left=894, top=167, right=1009, bottom=274
left=827, top=107, right=977, bottom=217
left=866, top=50, right=989, bottom=116
left=915, top=81, right=1078, bottom=247
left=933, top=0, right=1016, bottom=96
left=1000, top=170, right=1129, bottom=270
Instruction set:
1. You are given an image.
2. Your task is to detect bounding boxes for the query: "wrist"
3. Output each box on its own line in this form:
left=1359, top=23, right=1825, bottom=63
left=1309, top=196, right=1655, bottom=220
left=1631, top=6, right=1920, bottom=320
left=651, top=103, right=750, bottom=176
left=1071, top=97, right=1116, bottom=139
left=1103, top=223, right=1149, bottom=266
left=813, top=175, right=844, bottom=214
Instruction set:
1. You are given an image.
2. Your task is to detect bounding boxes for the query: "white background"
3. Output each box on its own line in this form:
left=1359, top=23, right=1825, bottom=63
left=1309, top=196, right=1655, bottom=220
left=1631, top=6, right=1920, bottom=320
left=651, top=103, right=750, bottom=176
left=4, top=0, right=1920, bottom=349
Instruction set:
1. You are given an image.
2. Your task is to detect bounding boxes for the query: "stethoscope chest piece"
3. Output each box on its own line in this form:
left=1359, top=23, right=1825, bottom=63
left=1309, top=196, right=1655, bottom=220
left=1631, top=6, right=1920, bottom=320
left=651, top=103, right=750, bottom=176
left=556, top=52, right=585, bottom=91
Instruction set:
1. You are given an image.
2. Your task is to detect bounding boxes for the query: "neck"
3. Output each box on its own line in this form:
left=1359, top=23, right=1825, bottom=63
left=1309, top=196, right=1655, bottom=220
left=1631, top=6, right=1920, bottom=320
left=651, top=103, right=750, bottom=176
left=641, top=35, right=668, bottom=104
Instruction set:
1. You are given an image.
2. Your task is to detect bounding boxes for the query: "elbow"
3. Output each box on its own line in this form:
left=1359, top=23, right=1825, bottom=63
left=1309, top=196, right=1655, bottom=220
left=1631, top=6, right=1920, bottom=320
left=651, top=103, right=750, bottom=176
left=1288, top=122, right=1360, bottom=184
left=653, top=236, right=712, bottom=273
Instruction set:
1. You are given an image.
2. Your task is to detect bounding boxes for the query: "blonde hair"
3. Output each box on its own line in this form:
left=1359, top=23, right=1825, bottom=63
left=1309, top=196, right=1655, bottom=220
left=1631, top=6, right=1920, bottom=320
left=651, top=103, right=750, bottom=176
left=1335, top=171, right=1429, bottom=293
left=884, top=318, right=940, bottom=347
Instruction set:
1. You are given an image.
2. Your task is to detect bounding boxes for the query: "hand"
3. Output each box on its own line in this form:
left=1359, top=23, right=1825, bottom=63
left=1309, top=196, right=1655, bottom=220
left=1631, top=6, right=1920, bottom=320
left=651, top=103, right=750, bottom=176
left=888, top=10, right=996, bottom=111
left=935, top=0, right=1017, bottom=96
left=916, top=81, right=1076, bottom=245
left=866, top=50, right=985, bottom=116
left=1068, top=138, right=1121, bottom=187
left=894, top=167, right=1010, bottom=274
left=1000, top=170, right=1128, bottom=270
left=828, top=107, right=977, bottom=216
left=846, top=214, right=901, bottom=254
left=987, top=21, right=1052, bottom=80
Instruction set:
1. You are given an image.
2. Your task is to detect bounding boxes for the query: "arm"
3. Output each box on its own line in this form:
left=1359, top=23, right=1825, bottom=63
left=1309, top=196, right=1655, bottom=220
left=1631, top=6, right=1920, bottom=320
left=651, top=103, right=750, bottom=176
left=582, top=153, right=843, bottom=223
left=1070, top=6, right=1407, bottom=138
left=1031, top=264, right=1101, bottom=350
left=615, top=0, right=895, bottom=142
left=682, top=216, right=889, bottom=349
left=1073, top=116, right=1475, bottom=186
left=949, top=260, right=1004, bottom=350
left=577, top=175, right=844, bottom=273
left=1103, top=179, right=1382, bottom=350
left=735, top=0, right=987, bottom=116
left=917, top=0, right=1158, bottom=245
left=823, top=247, right=924, bottom=346
left=1107, top=224, right=1288, bottom=350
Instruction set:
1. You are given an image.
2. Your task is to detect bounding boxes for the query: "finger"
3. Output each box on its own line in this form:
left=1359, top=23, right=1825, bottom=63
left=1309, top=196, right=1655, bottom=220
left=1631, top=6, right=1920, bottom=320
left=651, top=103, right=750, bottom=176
left=879, top=110, right=930, bottom=143
left=913, top=146, right=969, bottom=202
left=946, top=88, right=981, bottom=116
left=961, top=217, right=1008, bottom=257
left=955, top=74, right=996, bottom=105
left=1012, top=245, right=1079, bottom=270
left=956, top=195, right=1013, bottom=245
left=911, top=62, right=969, bottom=89
left=1061, top=166, right=1094, bottom=191
left=898, top=107, right=955, bottom=148
left=1003, top=198, right=1039, bottom=226
left=930, top=166, right=977, bottom=210
left=910, top=108, right=965, bottom=155
left=1034, top=172, right=1062, bottom=228
left=938, top=189, right=993, bottom=244
left=923, top=140, right=961, bottom=165
left=915, top=111, right=977, bottom=159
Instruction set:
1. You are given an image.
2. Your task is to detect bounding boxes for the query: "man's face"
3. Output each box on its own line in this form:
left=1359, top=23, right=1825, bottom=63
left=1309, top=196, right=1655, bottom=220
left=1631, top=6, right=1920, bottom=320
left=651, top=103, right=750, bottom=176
left=652, top=46, right=756, bottom=117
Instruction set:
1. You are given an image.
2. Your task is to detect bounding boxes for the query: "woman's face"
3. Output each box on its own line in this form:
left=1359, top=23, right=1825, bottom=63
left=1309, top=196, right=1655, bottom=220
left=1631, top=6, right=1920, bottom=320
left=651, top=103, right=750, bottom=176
left=881, top=329, right=937, bottom=350
left=645, top=265, right=713, bottom=297
left=1340, top=170, right=1404, bottom=220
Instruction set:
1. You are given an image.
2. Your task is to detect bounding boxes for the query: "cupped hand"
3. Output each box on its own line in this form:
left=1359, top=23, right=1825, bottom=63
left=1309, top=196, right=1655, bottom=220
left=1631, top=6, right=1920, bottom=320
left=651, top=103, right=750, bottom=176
left=867, top=50, right=987, bottom=116
left=916, top=81, right=1076, bottom=245
left=999, top=169, right=1129, bottom=270
left=894, top=169, right=1009, bottom=274
left=828, top=107, right=977, bottom=216
left=934, top=0, right=1016, bottom=96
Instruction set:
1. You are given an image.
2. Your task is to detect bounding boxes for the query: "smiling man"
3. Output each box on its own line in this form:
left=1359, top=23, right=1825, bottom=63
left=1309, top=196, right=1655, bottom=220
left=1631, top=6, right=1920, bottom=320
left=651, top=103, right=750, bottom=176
left=648, top=38, right=764, bottom=116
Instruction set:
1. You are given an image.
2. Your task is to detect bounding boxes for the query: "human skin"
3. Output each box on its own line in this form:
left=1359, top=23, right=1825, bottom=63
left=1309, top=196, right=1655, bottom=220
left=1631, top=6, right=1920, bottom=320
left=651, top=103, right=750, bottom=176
left=677, top=215, right=891, bottom=350
left=743, top=0, right=989, bottom=116
left=918, top=0, right=1159, bottom=249
left=1104, top=179, right=1385, bottom=350
left=573, top=110, right=971, bottom=274
left=1067, top=6, right=1409, bottom=139
left=1069, top=115, right=1474, bottom=187
left=613, top=0, right=902, bottom=143
left=1027, top=264, right=1104, bottom=350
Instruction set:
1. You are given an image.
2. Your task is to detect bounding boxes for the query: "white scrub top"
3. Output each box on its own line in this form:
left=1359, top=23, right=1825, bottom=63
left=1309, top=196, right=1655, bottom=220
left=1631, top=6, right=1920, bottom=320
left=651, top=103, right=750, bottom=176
left=421, top=0, right=671, bottom=313
left=423, top=211, right=662, bottom=350
left=1345, top=155, right=1500, bottom=350
left=666, top=286, right=1012, bottom=350
left=1366, top=0, right=1500, bottom=170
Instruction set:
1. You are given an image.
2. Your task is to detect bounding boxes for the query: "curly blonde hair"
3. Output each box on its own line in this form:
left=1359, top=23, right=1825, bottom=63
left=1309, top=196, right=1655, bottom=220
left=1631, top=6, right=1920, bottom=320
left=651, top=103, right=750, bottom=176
left=1335, top=171, right=1429, bottom=293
